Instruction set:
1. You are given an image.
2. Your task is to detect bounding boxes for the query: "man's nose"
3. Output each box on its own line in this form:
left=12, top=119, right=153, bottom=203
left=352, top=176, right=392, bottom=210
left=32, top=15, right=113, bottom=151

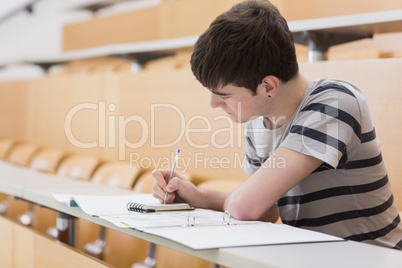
left=210, top=93, right=224, bottom=108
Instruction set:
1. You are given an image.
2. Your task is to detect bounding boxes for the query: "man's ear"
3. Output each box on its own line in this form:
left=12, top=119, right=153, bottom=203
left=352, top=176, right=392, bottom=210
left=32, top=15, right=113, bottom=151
left=261, top=76, right=280, bottom=98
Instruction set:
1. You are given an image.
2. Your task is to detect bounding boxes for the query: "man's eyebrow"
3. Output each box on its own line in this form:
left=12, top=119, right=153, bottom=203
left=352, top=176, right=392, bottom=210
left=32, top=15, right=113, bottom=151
left=211, top=90, right=231, bottom=96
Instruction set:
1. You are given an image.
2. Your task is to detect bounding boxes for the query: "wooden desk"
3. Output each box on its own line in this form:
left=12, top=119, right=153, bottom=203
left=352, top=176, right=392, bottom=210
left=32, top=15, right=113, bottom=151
left=288, top=9, right=402, bottom=62
left=1, top=161, right=402, bottom=268
left=1, top=10, right=402, bottom=68
left=0, top=36, right=199, bottom=70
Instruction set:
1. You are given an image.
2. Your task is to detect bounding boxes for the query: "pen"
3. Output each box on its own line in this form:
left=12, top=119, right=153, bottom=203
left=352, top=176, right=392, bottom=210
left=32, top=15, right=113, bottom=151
left=164, top=149, right=180, bottom=204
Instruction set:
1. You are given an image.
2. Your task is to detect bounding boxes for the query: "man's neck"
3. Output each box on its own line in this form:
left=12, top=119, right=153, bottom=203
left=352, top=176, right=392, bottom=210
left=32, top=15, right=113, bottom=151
left=264, top=73, right=310, bottom=129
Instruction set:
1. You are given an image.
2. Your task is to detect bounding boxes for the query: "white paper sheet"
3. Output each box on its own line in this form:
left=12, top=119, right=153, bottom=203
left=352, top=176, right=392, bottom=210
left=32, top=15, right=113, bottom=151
left=143, top=223, right=344, bottom=250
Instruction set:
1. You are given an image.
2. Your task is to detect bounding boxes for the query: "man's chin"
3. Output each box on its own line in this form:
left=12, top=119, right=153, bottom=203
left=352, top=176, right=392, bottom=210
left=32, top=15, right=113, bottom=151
left=228, top=114, right=248, bottom=123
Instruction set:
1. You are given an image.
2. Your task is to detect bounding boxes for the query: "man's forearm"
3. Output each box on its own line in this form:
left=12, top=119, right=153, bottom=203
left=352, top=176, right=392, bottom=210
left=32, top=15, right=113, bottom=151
left=196, top=188, right=229, bottom=212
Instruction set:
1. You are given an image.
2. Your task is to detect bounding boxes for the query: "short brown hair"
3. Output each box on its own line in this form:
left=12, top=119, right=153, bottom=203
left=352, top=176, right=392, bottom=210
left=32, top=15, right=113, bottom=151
left=190, top=0, right=298, bottom=94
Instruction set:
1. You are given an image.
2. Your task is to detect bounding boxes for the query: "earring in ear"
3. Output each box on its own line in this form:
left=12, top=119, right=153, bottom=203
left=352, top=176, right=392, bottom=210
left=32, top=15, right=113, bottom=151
left=268, top=95, right=272, bottom=98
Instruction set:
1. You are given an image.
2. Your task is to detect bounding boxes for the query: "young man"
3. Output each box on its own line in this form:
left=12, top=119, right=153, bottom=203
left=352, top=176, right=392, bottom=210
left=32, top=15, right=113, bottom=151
left=152, top=0, right=402, bottom=249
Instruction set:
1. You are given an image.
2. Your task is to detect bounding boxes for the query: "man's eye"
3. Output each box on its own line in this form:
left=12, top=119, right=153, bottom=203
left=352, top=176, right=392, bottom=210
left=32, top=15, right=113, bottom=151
left=221, top=95, right=229, bottom=100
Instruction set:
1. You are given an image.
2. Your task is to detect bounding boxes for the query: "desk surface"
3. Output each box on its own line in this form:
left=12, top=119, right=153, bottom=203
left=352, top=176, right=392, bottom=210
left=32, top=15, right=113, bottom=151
left=288, top=9, right=402, bottom=35
left=1, top=9, right=402, bottom=67
left=1, top=161, right=402, bottom=268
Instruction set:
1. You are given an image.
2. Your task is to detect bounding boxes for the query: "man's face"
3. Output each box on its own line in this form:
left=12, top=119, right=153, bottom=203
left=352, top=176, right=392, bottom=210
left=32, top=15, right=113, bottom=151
left=210, top=84, right=268, bottom=123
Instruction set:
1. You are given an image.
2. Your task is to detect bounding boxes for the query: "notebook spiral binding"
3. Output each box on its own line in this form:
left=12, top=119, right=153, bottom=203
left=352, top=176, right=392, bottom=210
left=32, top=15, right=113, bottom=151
left=126, top=201, right=194, bottom=213
left=126, top=202, right=146, bottom=213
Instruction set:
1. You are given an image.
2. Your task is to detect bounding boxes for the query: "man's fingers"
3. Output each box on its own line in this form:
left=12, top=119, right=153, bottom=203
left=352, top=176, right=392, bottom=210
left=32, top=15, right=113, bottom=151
left=151, top=169, right=168, bottom=189
left=151, top=169, right=187, bottom=204
left=152, top=181, right=166, bottom=201
left=166, top=177, right=181, bottom=192
left=165, top=192, right=176, bottom=204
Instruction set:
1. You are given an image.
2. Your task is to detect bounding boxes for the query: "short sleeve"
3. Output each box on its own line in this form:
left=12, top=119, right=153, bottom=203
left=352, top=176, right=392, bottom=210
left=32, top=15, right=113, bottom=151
left=280, top=83, right=362, bottom=168
left=243, top=122, right=261, bottom=176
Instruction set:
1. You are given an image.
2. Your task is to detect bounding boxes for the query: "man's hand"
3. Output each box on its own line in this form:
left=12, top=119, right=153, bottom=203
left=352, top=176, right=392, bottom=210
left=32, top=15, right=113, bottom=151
left=151, top=169, right=199, bottom=205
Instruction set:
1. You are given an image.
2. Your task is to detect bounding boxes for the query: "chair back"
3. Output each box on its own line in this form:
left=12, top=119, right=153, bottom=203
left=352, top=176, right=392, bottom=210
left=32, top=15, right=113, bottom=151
left=0, top=138, right=15, bottom=160
left=57, top=154, right=101, bottom=181
left=133, top=171, right=155, bottom=194
left=92, top=162, right=143, bottom=189
left=29, top=147, right=66, bottom=174
left=7, top=142, right=38, bottom=167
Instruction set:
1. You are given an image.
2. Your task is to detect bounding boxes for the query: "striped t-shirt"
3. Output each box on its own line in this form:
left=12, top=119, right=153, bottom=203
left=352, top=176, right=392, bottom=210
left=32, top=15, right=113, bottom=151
left=243, top=78, right=402, bottom=249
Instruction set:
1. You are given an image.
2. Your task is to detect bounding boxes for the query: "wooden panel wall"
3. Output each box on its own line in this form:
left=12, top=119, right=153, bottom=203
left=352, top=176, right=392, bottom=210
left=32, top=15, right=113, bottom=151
left=113, top=69, right=245, bottom=180
left=0, top=215, right=13, bottom=267
left=0, top=81, right=29, bottom=141
left=0, top=69, right=247, bottom=181
left=0, top=216, right=112, bottom=268
left=25, top=74, right=107, bottom=157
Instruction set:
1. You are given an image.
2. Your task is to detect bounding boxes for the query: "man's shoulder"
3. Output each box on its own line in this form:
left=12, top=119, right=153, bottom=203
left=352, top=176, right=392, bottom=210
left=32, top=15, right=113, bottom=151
left=309, top=78, right=363, bottom=99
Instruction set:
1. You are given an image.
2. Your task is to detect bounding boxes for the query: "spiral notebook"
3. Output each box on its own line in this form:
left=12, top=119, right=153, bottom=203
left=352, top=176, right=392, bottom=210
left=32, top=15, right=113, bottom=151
left=126, top=202, right=194, bottom=213
left=52, top=193, right=194, bottom=216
